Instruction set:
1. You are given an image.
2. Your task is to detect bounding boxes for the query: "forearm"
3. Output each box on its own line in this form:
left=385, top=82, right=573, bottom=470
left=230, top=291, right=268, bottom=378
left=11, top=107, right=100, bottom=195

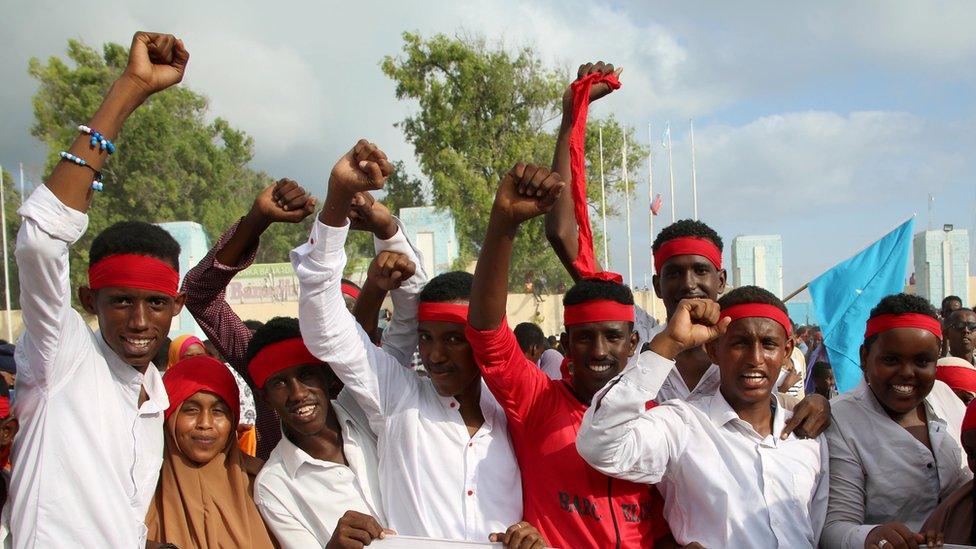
left=545, top=118, right=583, bottom=281
left=319, top=182, right=355, bottom=228
left=373, top=218, right=424, bottom=364
left=353, top=279, right=387, bottom=344
left=46, top=77, right=147, bottom=212
left=469, top=212, right=518, bottom=330
left=215, top=208, right=270, bottom=266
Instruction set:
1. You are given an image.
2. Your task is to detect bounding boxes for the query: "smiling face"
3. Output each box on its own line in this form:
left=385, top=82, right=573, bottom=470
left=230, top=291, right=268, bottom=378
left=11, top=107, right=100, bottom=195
left=173, top=391, right=235, bottom=465
left=945, top=309, right=976, bottom=360
left=707, top=317, right=792, bottom=410
left=258, top=363, right=335, bottom=438
left=417, top=319, right=480, bottom=398
left=79, top=285, right=185, bottom=371
left=860, top=328, right=941, bottom=419
left=653, top=254, right=726, bottom=318
left=562, top=320, right=638, bottom=404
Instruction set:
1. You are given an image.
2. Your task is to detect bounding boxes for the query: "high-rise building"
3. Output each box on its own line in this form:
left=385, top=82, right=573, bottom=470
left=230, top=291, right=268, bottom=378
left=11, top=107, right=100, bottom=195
left=731, top=235, right=784, bottom=298
left=399, top=206, right=459, bottom=276
left=912, top=228, right=970, bottom=306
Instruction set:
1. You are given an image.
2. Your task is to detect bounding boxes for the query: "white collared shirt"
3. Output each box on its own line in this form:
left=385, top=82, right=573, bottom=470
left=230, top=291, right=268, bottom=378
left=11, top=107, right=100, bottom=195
left=254, top=389, right=383, bottom=548
left=3, top=185, right=168, bottom=548
left=629, top=304, right=660, bottom=366
left=578, top=351, right=829, bottom=548
left=537, top=348, right=563, bottom=380
left=639, top=322, right=722, bottom=402
left=821, top=379, right=972, bottom=548
left=292, top=219, right=521, bottom=541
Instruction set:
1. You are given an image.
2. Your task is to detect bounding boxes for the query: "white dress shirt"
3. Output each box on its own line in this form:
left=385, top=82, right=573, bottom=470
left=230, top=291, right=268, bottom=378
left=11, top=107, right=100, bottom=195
left=254, top=389, right=383, bottom=548
left=292, top=219, right=522, bottom=541
left=578, top=351, right=829, bottom=548
left=629, top=304, right=660, bottom=366
left=639, top=322, right=722, bottom=402
left=821, top=379, right=972, bottom=548
left=3, top=185, right=168, bottom=548
left=537, top=348, right=564, bottom=380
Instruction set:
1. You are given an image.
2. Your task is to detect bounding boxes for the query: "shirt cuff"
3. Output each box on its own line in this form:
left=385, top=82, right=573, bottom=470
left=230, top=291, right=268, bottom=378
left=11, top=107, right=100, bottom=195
left=300, top=218, right=349, bottom=265
left=211, top=219, right=259, bottom=272
left=848, top=524, right=879, bottom=548
left=18, top=185, right=89, bottom=244
left=373, top=217, right=407, bottom=252
left=625, top=351, right=677, bottom=398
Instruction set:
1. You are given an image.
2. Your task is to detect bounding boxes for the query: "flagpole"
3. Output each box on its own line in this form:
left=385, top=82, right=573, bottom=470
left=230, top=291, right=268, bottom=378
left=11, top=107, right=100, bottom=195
left=623, top=131, right=633, bottom=286
left=647, top=123, right=656, bottom=319
left=667, top=121, right=675, bottom=222
left=598, top=126, right=609, bottom=269
left=0, top=164, right=12, bottom=342
left=19, top=163, right=25, bottom=206
left=783, top=213, right=917, bottom=302
left=690, top=119, right=699, bottom=221
left=927, top=193, right=934, bottom=230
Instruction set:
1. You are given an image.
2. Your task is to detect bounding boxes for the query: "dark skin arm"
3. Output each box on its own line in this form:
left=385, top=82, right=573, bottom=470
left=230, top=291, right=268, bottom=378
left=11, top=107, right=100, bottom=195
left=325, top=510, right=395, bottom=549
left=355, top=251, right=416, bottom=344
left=469, top=164, right=565, bottom=331
left=489, top=521, right=549, bottom=549
left=319, top=140, right=394, bottom=229
left=347, top=191, right=399, bottom=341
left=48, top=32, right=188, bottom=212
left=544, top=61, right=622, bottom=281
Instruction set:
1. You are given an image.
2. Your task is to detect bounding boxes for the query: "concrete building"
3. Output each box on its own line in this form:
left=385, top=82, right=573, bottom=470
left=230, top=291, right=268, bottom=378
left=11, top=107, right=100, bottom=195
left=912, top=228, right=970, bottom=306
left=399, top=206, right=459, bottom=276
left=157, top=221, right=210, bottom=339
left=731, top=235, right=784, bottom=298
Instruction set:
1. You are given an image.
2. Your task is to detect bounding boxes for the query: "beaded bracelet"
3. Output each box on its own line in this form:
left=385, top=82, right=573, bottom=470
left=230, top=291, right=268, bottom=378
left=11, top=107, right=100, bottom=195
left=77, top=125, right=116, bottom=155
left=59, top=151, right=104, bottom=192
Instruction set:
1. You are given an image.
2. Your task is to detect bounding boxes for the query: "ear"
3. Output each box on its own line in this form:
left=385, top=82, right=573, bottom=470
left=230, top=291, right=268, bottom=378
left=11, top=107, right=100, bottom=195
left=704, top=339, right=720, bottom=365
left=172, top=292, right=186, bottom=316
left=559, top=332, right=569, bottom=353
left=716, top=269, right=728, bottom=292
left=254, top=387, right=269, bottom=407
left=859, top=344, right=869, bottom=372
left=78, top=286, right=97, bottom=315
left=651, top=274, right=662, bottom=299
left=627, top=329, right=639, bottom=358
left=784, top=337, right=795, bottom=359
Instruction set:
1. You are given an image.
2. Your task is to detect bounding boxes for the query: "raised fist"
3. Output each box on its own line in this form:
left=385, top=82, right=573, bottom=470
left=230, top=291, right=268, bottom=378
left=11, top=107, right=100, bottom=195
left=492, top=163, right=565, bottom=225
left=329, top=140, right=394, bottom=194
left=650, top=298, right=730, bottom=360
left=563, top=61, right=622, bottom=113
left=366, top=251, right=416, bottom=292
left=252, top=179, right=317, bottom=224
left=348, top=191, right=397, bottom=239
left=123, top=32, right=189, bottom=96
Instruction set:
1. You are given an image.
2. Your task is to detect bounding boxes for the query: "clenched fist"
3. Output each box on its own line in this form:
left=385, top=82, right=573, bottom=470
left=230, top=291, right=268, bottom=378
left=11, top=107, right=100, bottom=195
left=329, top=140, right=394, bottom=194
left=122, top=32, right=189, bottom=97
left=491, top=163, right=565, bottom=226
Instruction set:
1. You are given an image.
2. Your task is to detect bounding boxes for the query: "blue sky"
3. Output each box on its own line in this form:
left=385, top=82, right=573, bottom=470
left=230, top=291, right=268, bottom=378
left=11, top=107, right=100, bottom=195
left=1, top=0, right=973, bottom=296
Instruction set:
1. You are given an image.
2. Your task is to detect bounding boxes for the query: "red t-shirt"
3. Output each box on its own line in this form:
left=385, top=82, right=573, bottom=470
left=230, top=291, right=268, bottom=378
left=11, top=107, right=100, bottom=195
left=466, top=320, right=670, bottom=548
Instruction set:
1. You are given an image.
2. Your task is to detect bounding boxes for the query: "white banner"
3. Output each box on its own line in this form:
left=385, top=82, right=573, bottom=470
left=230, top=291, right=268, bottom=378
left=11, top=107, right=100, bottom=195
left=371, top=535, right=501, bottom=548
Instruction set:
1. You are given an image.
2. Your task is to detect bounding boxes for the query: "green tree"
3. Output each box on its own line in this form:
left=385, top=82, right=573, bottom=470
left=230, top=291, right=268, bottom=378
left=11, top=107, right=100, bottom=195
left=382, top=32, right=647, bottom=290
left=28, top=39, right=310, bottom=299
left=0, top=169, right=22, bottom=311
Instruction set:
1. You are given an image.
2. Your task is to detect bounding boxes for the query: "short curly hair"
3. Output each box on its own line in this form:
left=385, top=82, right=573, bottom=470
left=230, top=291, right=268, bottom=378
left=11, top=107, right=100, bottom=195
left=245, top=316, right=301, bottom=366
left=863, top=293, right=940, bottom=350
left=718, top=285, right=789, bottom=315
left=651, top=219, right=723, bottom=254
left=89, top=221, right=180, bottom=270
left=563, top=278, right=634, bottom=307
left=419, top=271, right=473, bottom=303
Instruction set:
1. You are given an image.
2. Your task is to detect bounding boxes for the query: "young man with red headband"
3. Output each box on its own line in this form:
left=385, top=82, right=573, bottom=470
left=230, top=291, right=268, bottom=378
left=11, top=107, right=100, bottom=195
left=578, top=286, right=829, bottom=547
left=822, top=293, right=970, bottom=549
left=467, top=162, right=671, bottom=547
left=293, top=141, right=544, bottom=546
left=5, top=32, right=188, bottom=547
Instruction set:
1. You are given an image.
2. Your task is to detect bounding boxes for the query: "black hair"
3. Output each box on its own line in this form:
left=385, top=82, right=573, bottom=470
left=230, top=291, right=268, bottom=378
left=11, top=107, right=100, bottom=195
left=563, top=278, right=634, bottom=307
left=245, top=317, right=302, bottom=366
left=651, top=219, right=724, bottom=254
left=243, top=319, right=265, bottom=332
left=811, top=361, right=833, bottom=379
left=419, top=271, right=473, bottom=303
left=89, top=221, right=180, bottom=270
left=863, top=293, right=940, bottom=350
left=941, top=295, right=963, bottom=311
left=717, top=285, right=789, bottom=316
left=513, top=322, right=546, bottom=353
left=946, top=307, right=975, bottom=324
left=795, top=325, right=810, bottom=336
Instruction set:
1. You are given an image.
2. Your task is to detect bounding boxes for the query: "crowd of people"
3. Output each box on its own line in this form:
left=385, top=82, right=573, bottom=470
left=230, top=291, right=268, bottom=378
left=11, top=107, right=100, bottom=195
left=1, top=31, right=974, bottom=548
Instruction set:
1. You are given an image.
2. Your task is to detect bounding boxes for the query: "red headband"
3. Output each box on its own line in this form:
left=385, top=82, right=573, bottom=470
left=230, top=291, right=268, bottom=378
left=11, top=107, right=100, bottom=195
left=88, top=254, right=180, bottom=297
left=0, top=396, right=9, bottom=419
left=864, top=313, right=942, bottom=340
left=721, top=304, right=793, bottom=337
left=564, top=299, right=635, bottom=327
left=418, top=302, right=468, bottom=325
left=936, top=365, right=976, bottom=394
left=341, top=282, right=361, bottom=300
left=653, top=237, right=723, bottom=274
left=963, top=400, right=976, bottom=433
left=163, top=355, right=240, bottom=424
left=568, top=70, right=624, bottom=283
left=247, top=337, right=323, bottom=389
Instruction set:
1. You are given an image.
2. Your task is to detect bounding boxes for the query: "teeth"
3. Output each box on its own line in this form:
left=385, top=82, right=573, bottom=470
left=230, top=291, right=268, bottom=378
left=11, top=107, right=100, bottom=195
left=743, top=373, right=765, bottom=378
left=892, top=385, right=915, bottom=395
left=124, top=337, right=152, bottom=348
left=589, top=364, right=611, bottom=372
left=294, top=405, right=315, bottom=417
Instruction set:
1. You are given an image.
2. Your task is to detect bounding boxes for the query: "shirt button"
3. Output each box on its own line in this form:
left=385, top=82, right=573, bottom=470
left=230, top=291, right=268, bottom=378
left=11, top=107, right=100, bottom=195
left=468, top=442, right=473, bottom=447
left=450, top=402, right=456, bottom=408
left=467, top=490, right=474, bottom=496
left=927, top=463, right=933, bottom=469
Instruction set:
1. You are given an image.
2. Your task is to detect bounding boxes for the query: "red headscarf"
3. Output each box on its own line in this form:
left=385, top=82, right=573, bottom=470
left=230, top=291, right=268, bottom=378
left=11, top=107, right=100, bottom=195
left=163, top=355, right=240, bottom=424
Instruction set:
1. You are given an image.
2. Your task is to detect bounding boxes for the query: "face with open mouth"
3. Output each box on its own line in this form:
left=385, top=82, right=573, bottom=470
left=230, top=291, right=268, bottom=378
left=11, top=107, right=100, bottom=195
left=563, top=320, right=638, bottom=404
left=80, top=285, right=185, bottom=370
left=653, top=254, right=726, bottom=319
left=173, top=391, right=235, bottom=465
left=707, top=317, right=792, bottom=410
left=418, top=320, right=480, bottom=398
left=260, top=363, right=335, bottom=437
left=860, top=328, right=939, bottom=418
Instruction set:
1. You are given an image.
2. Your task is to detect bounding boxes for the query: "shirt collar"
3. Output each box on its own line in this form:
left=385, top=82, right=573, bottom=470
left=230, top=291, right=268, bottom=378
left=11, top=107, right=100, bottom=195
left=707, top=390, right=785, bottom=446
left=854, top=378, right=950, bottom=426
left=96, top=332, right=169, bottom=413
left=278, top=399, right=360, bottom=479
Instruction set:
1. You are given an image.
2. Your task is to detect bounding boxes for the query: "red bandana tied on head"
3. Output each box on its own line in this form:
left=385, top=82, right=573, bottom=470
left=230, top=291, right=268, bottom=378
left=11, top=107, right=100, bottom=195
left=568, top=71, right=623, bottom=284
left=721, top=303, right=793, bottom=337
left=564, top=299, right=635, bottom=327
left=247, top=337, right=323, bottom=390
left=936, top=363, right=976, bottom=394
left=963, top=399, right=976, bottom=433
left=653, top=237, right=723, bottom=274
left=864, top=313, right=942, bottom=340
left=163, top=355, right=240, bottom=424
left=417, top=302, right=469, bottom=325
left=0, top=396, right=9, bottom=419
left=341, top=282, right=361, bottom=300
left=88, top=254, right=180, bottom=297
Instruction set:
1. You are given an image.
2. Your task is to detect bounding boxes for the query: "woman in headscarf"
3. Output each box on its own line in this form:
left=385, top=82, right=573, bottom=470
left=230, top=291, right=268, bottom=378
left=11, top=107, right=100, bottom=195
left=146, top=355, right=277, bottom=548
left=922, top=399, right=976, bottom=544
left=167, top=335, right=208, bottom=369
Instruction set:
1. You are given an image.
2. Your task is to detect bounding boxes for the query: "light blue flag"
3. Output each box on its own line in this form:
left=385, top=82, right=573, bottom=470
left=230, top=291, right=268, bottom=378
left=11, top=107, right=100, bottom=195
left=808, top=217, right=915, bottom=393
